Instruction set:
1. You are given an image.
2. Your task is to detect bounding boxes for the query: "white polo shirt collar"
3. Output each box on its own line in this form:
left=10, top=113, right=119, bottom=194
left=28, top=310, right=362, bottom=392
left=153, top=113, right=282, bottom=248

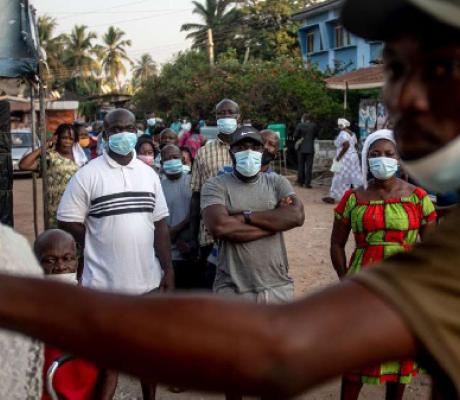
left=103, top=150, right=137, bottom=169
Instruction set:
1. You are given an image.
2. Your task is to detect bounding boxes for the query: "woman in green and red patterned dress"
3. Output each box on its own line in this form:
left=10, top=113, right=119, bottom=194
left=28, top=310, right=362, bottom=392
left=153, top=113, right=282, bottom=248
left=330, top=130, right=437, bottom=400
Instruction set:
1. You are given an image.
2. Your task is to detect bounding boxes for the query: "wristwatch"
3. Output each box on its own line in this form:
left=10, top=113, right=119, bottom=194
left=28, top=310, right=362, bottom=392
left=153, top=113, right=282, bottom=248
left=243, top=210, right=252, bottom=224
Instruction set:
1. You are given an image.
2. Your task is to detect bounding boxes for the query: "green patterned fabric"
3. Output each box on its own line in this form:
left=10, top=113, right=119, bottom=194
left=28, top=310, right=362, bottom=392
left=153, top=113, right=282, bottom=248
left=46, top=150, right=79, bottom=228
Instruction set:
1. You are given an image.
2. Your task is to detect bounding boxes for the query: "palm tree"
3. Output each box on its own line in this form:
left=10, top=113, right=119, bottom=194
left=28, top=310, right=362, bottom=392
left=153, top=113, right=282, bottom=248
left=100, top=26, right=132, bottom=91
left=180, top=0, right=240, bottom=59
left=38, top=16, right=67, bottom=87
left=63, top=25, right=98, bottom=79
left=132, top=54, right=157, bottom=88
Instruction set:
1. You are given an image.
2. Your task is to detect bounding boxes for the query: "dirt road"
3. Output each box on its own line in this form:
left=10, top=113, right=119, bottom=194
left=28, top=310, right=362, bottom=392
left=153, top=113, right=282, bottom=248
left=12, top=177, right=430, bottom=399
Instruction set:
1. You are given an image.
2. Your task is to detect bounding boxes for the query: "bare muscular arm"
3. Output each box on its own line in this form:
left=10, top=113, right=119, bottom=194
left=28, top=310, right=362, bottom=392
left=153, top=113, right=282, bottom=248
left=0, top=276, right=417, bottom=398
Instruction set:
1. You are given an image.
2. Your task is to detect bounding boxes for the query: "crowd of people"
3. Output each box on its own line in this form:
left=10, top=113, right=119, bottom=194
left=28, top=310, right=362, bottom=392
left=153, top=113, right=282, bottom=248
left=12, top=94, right=441, bottom=399
left=1, top=0, right=460, bottom=399
left=14, top=98, right=308, bottom=399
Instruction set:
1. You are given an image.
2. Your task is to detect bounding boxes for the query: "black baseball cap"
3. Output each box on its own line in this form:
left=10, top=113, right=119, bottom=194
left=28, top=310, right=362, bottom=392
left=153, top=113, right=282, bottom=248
left=230, top=126, right=264, bottom=146
left=342, top=0, right=460, bottom=40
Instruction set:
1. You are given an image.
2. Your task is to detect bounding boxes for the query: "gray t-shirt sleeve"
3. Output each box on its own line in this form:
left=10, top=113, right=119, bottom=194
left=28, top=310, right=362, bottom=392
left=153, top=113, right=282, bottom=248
left=275, top=175, right=296, bottom=201
left=201, top=177, right=226, bottom=211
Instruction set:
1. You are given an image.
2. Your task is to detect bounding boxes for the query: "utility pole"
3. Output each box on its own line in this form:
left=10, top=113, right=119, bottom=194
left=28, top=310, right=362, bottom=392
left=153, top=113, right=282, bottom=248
left=39, top=64, right=49, bottom=230
left=207, top=28, right=215, bottom=66
left=29, top=85, right=38, bottom=238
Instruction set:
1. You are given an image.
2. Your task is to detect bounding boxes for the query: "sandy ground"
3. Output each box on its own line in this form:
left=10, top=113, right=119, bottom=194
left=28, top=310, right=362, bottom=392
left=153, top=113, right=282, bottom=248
left=12, top=176, right=431, bottom=399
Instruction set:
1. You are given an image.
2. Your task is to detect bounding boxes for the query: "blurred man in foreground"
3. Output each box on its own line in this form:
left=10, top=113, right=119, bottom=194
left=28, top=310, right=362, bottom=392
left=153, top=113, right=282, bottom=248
left=0, top=1, right=460, bottom=398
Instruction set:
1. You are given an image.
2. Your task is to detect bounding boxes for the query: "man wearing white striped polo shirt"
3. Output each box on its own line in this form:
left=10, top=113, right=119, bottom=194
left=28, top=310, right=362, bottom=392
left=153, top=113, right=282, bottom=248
left=58, top=108, right=172, bottom=398
left=57, top=109, right=174, bottom=295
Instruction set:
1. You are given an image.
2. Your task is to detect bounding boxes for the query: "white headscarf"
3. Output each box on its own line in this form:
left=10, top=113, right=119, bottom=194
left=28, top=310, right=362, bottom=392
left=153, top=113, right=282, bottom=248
left=361, top=129, right=396, bottom=189
left=72, top=143, right=88, bottom=167
left=338, top=118, right=350, bottom=128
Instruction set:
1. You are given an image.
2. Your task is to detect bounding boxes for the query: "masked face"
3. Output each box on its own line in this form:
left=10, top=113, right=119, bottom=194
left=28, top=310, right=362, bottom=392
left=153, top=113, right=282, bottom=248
left=108, top=132, right=137, bottom=156
left=369, top=157, right=399, bottom=180
left=79, top=138, right=90, bottom=148
left=163, top=159, right=183, bottom=176
left=217, top=118, right=238, bottom=135
left=47, top=272, right=78, bottom=285
left=383, top=36, right=460, bottom=192
left=234, top=150, right=262, bottom=178
left=138, top=154, right=154, bottom=166
left=402, top=135, right=460, bottom=193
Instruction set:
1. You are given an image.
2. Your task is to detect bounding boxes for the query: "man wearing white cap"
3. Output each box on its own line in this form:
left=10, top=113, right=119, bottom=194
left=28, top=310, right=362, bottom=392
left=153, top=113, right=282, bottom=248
left=323, top=118, right=363, bottom=204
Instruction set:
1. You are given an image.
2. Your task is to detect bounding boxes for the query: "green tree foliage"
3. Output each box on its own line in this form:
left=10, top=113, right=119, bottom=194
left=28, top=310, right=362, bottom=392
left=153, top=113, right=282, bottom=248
left=180, top=0, right=240, bottom=56
left=133, top=50, right=343, bottom=135
left=63, top=25, right=98, bottom=78
left=37, top=16, right=67, bottom=89
left=234, top=0, right=326, bottom=61
left=100, top=26, right=132, bottom=91
left=132, top=54, right=158, bottom=89
left=38, top=17, right=135, bottom=97
left=61, top=25, right=100, bottom=95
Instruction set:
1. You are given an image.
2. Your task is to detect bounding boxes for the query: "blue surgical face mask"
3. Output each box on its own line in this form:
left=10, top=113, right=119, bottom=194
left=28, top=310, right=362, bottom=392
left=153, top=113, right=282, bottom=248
left=234, top=150, right=262, bottom=178
left=369, top=157, right=398, bottom=180
left=108, top=132, right=137, bottom=156
left=402, top=134, right=460, bottom=193
left=217, top=118, right=238, bottom=135
left=163, top=159, right=183, bottom=175
left=182, top=164, right=191, bottom=173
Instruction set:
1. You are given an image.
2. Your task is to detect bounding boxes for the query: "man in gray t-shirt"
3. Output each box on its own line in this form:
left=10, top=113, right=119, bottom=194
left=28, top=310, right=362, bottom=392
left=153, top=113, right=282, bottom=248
left=201, top=127, right=305, bottom=304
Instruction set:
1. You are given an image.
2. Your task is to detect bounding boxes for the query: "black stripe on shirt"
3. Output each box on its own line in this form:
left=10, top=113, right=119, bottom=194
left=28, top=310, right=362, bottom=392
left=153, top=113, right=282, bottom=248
left=88, top=207, right=155, bottom=219
left=89, top=197, right=156, bottom=213
left=89, top=201, right=156, bottom=215
left=91, top=191, right=156, bottom=206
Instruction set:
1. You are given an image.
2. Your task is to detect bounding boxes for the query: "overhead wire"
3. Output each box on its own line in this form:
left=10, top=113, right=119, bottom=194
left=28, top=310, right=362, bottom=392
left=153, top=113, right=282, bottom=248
left=87, top=9, right=192, bottom=29
left=53, top=0, right=155, bottom=20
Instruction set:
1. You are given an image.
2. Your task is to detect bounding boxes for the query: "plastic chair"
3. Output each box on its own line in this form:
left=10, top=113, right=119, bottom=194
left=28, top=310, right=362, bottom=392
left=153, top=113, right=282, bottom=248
left=46, top=354, right=74, bottom=400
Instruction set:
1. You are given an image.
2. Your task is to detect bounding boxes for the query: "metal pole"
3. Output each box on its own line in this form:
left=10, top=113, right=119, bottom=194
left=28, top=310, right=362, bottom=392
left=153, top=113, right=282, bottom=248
left=39, top=66, right=49, bottom=230
left=344, top=81, right=349, bottom=111
left=30, top=84, right=39, bottom=238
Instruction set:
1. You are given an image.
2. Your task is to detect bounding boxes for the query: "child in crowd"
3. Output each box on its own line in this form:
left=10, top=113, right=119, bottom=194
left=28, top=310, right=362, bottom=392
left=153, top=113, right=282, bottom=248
left=34, top=229, right=116, bottom=400
left=136, top=134, right=157, bottom=169
left=180, top=146, right=193, bottom=174
left=160, top=144, right=198, bottom=289
left=154, top=129, right=179, bottom=172
left=160, top=128, right=179, bottom=148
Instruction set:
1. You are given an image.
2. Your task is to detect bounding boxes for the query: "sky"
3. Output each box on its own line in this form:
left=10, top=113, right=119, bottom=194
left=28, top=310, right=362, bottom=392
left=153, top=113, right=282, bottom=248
left=31, top=0, right=200, bottom=66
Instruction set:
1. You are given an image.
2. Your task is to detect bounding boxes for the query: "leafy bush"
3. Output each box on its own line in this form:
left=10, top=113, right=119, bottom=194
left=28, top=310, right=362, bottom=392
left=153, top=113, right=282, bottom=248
left=133, top=50, right=345, bottom=138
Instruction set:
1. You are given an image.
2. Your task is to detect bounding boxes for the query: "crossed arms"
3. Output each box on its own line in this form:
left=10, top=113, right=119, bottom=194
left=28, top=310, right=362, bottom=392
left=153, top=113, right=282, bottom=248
left=202, top=195, right=305, bottom=243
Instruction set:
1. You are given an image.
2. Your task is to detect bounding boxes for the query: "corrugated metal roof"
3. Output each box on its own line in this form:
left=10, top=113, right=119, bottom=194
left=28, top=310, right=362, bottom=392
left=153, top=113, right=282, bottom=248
left=325, top=66, right=384, bottom=90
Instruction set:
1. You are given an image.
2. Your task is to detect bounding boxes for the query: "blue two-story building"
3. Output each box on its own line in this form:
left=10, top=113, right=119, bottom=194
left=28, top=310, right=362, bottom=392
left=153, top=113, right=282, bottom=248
left=292, top=0, right=383, bottom=73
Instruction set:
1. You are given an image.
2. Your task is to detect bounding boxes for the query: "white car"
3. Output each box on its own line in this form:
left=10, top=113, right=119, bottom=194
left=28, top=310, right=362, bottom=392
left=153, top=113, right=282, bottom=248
left=11, top=130, right=40, bottom=175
